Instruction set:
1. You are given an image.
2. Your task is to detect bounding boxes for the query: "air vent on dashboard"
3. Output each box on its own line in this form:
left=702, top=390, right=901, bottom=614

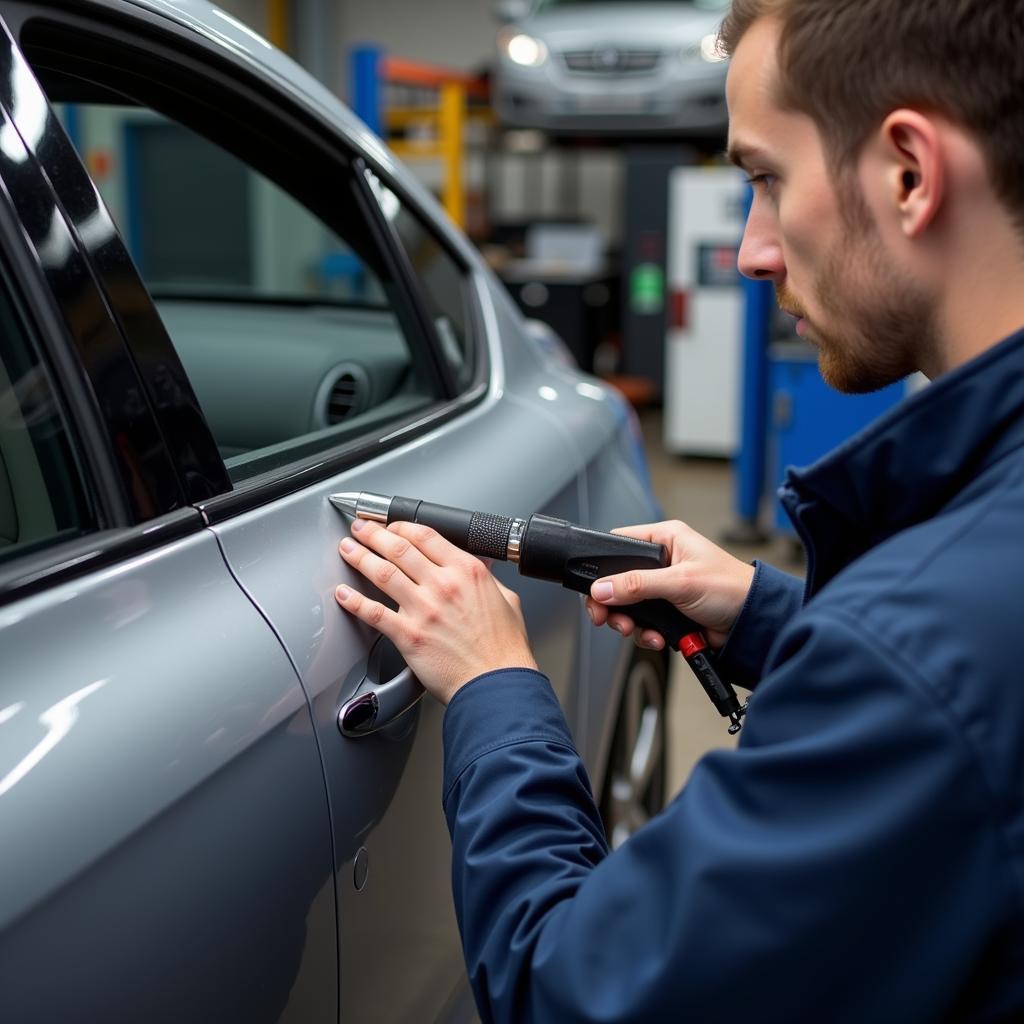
left=316, top=363, right=370, bottom=428
left=327, top=372, right=361, bottom=423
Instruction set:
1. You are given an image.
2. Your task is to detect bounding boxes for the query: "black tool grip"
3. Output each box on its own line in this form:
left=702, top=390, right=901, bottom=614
left=467, top=512, right=516, bottom=560
left=614, top=598, right=702, bottom=650
left=389, top=496, right=514, bottom=561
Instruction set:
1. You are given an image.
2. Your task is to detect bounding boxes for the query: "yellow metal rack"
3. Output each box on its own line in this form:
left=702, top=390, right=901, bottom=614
left=353, top=50, right=492, bottom=230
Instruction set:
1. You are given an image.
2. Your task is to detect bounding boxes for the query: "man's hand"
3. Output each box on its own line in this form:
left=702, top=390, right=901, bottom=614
left=335, top=519, right=538, bottom=705
left=586, top=520, right=755, bottom=650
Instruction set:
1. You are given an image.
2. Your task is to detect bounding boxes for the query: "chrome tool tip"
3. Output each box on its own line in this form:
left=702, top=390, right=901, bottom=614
left=329, top=492, right=360, bottom=517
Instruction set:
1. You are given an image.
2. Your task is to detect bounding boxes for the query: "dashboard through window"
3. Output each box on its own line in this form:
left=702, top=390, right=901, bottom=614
left=49, top=99, right=439, bottom=482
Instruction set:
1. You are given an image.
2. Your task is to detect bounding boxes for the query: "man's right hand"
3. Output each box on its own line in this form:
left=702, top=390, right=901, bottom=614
left=586, top=520, right=756, bottom=650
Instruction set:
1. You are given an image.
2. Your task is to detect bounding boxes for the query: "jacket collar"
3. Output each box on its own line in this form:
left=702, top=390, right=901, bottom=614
left=781, top=326, right=1024, bottom=598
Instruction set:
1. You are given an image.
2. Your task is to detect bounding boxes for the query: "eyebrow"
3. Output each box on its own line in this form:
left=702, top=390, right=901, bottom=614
left=724, top=141, right=770, bottom=172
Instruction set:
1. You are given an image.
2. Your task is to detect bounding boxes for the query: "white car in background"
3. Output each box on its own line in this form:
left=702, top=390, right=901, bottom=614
left=493, top=0, right=731, bottom=136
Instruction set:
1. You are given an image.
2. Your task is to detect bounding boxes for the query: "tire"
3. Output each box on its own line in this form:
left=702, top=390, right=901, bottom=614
left=599, top=647, right=670, bottom=849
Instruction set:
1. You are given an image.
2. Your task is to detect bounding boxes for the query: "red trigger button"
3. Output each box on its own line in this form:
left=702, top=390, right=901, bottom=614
left=680, top=633, right=707, bottom=659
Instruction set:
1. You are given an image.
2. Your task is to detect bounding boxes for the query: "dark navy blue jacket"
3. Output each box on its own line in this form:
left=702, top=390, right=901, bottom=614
left=442, top=327, right=1024, bottom=1023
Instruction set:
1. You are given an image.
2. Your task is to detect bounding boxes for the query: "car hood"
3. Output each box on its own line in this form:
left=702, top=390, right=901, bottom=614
left=519, top=4, right=724, bottom=47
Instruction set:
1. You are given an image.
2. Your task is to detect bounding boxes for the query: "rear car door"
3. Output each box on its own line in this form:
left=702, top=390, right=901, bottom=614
left=0, top=14, right=338, bottom=1021
left=4, top=2, right=587, bottom=1020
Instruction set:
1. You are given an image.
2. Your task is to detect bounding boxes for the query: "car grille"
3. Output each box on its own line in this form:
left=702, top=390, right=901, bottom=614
left=561, top=49, right=662, bottom=75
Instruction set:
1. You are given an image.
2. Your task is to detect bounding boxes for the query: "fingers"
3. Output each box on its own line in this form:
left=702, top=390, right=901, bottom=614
left=347, top=519, right=436, bottom=582
left=338, top=526, right=420, bottom=606
left=585, top=597, right=610, bottom=627
left=634, top=628, right=665, bottom=651
left=585, top=598, right=636, bottom=631
left=337, top=536, right=413, bottom=606
left=610, top=522, right=662, bottom=540
left=585, top=599, right=665, bottom=650
left=605, top=612, right=662, bottom=647
left=338, top=517, right=510, bottom=612
left=609, top=521, right=686, bottom=546
left=334, top=583, right=402, bottom=636
left=386, top=520, right=477, bottom=570
left=336, top=518, right=537, bottom=701
left=589, top=565, right=675, bottom=607
left=339, top=517, right=473, bottom=593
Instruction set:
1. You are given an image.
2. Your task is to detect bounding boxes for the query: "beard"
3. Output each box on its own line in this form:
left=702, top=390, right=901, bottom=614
left=777, top=189, right=939, bottom=394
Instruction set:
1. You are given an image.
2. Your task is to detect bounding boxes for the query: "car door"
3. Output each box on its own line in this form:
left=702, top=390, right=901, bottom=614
left=3, top=3, right=587, bottom=1020
left=0, top=18, right=338, bottom=1022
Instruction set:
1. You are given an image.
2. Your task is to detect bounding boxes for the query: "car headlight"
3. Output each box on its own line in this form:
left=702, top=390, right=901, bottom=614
left=681, top=34, right=727, bottom=63
left=700, top=33, right=728, bottom=63
left=503, top=32, right=548, bottom=68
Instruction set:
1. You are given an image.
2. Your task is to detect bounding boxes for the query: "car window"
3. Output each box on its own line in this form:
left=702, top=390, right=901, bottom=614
left=53, top=103, right=439, bottom=481
left=0, top=267, right=93, bottom=563
left=366, top=171, right=476, bottom=389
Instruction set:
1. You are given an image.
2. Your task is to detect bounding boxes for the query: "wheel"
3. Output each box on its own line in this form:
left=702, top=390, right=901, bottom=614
left=599, top=647, right=670, bottom=849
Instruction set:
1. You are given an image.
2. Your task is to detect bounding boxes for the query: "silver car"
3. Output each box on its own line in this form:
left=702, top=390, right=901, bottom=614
left=0, top=0, right=668, bottom=1020
left=493, top=0, right=731, bottom=136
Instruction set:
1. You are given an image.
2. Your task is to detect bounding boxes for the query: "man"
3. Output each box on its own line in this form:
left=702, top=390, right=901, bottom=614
left=335, top=0, right=1024, bottom=1019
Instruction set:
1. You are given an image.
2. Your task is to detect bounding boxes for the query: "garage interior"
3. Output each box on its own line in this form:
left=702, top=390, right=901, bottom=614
left=6, top=0, right=1023, bottom=1021
left=195, top=0, right=879, bottom=791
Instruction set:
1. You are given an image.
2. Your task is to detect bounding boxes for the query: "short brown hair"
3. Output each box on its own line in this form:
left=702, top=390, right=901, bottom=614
left=719, top=0, right=1024, bottom=234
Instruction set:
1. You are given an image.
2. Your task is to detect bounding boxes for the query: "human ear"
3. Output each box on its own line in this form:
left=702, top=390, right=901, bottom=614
left=879, top=110, right=944, bottom=238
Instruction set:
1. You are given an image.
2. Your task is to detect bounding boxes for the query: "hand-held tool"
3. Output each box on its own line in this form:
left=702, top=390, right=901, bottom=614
left=331, top=491, right=748, bottom=733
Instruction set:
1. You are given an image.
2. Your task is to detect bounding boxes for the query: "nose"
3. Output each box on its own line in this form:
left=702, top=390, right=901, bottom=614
left=737, top=200, right=785, bottom=282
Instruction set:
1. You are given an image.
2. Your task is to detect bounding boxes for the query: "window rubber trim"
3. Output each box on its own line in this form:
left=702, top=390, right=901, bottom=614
left=0, top=505, right=205, bottom=607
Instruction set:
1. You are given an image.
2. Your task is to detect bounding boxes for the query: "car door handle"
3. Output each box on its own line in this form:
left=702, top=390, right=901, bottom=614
left=337, top=635, right=423, bottom=737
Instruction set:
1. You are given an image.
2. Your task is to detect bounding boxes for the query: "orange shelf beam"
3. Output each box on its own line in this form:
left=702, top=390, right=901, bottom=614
left=381, top=56, right=489, bottom=100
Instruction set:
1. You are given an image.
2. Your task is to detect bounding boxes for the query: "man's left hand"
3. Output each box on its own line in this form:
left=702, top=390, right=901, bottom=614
left=335, top=519, right=538, bottom=705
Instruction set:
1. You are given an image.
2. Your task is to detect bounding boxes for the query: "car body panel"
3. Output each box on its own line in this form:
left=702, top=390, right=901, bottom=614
left=0, top=529, right=337, bottom=1022
left=210, top=386, right=583, bottom=1020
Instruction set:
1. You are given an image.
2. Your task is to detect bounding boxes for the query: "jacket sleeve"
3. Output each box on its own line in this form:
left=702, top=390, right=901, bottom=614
left=715, top=560, right=805, bottom=690
left=442, top=611, right=1006, bottom=1024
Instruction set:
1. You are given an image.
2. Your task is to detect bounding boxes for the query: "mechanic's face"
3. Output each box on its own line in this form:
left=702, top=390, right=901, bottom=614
left=726, top=18, right=931, bottom=393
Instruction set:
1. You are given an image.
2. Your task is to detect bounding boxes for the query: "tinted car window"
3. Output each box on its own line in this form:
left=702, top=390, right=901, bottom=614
left=55, top=103, right=438, bottom=481
left=0, top=270, right=93, bottom=562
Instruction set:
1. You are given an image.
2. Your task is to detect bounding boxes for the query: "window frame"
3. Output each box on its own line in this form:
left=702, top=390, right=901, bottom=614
left=0, top=19, right=206, bottom=606
left=7, top=0, right=492, bottom=526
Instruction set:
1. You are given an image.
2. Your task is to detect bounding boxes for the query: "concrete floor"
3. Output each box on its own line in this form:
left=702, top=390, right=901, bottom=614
left=636, top=409, right=805, bottom=795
